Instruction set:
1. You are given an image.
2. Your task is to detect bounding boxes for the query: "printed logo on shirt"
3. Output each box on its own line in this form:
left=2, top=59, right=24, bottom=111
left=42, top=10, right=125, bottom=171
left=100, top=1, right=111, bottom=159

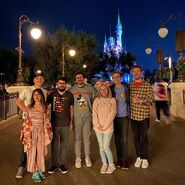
left=53, top=96, right=66, bottom=112
left=116, top=92, right=126, bottom=100
left=77, top=94, right=88, bottom=110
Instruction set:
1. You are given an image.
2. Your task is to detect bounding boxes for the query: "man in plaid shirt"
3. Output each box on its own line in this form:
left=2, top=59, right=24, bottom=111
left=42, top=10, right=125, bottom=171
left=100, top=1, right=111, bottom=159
left=129, top=65, right=153, bottom=169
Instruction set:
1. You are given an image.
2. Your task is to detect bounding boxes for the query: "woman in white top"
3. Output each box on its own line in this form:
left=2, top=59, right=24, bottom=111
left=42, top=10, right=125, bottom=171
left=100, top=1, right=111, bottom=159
left=92, top=84, right=117, bottom=174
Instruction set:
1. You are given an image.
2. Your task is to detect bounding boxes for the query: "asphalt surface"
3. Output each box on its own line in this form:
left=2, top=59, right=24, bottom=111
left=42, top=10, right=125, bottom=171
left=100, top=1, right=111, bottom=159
left=0, top=108, right=185, bottom=185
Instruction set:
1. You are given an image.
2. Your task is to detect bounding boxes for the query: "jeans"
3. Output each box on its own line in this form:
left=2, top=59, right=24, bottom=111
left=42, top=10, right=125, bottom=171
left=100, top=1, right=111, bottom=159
left=74, top=116, right=92, bottom=158
left=155, top=101, right=170, bottom=120
left=114, top=116, right=129, bottom=161
left=95, top=131, right=114, bottom=165
left=131, top=118, right=150, bottom=159
left=51, top=126, right=70, bottom=166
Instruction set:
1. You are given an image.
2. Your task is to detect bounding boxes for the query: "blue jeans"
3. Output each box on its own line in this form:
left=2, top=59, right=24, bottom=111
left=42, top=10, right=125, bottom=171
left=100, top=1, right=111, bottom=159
left=114, top=116, right=129, bottom=161
left=95, top=131, right=113, bottom=165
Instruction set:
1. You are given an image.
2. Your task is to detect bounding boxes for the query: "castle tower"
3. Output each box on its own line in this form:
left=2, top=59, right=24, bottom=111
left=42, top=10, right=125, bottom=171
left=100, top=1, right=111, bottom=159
left=115, top=12, right=122, bottom=48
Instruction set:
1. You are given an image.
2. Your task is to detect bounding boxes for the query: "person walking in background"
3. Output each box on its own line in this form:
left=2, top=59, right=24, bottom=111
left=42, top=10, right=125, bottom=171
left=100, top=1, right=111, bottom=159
left=153, top=78, right=170, bottom=124
left=47, top=77, right=74, bottom=174
left=69, top=72, right=98, bottom=168
left=110, top=72, right=130, bottom=170
left=93, top=84, right=117, bottom=174
left=16, top=72, right=47, bottom=179
left=20, top=89, right=52, bottom=182
left=129, top=65, right=153, bottom=169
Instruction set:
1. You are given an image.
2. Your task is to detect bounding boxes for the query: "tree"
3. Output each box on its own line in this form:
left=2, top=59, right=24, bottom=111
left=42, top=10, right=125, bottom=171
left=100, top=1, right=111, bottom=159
left=33, top=27, right=98, bottom=85
left=96, top=51, right=135, bottom=80
left=0, top=48, right=18, bottom=83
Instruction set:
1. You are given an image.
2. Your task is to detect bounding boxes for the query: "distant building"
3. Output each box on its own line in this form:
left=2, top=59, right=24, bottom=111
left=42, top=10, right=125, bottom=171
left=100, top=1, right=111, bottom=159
left=103, top=12, right=126, bottom=58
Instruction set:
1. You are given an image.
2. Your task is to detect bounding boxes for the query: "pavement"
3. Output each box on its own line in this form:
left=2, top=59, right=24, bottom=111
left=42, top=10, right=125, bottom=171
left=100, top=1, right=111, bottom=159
left=0, top=107, right=185, bottom=185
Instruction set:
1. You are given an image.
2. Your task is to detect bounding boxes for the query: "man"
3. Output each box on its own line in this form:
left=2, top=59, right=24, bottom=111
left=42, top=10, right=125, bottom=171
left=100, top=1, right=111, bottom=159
left=47, top=77, right=74, bottom=174
left=69, top=72, right=98, bottom=168
left=153, top=78, right=170, bottom=123
left=16, top=73, right=47, bottom=178
left=110, top=72, right=129, bottom=169
left=129, top=65, right=153, bottom=169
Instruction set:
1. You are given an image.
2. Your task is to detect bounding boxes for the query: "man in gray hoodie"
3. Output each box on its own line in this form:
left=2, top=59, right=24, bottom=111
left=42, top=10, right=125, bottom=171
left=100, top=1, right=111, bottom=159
left=69, top=72, right=98, bottom=168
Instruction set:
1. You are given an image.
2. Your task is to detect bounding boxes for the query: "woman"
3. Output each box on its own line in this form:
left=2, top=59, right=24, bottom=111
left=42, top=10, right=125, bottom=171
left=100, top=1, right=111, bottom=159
left=20, top=89, right=52, bottom=182
left=93, top=84, right=117, bottom=174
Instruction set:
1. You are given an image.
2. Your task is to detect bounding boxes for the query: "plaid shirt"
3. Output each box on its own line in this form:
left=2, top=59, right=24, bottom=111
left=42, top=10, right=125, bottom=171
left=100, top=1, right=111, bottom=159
left=130, top=80, right=153, bottom=121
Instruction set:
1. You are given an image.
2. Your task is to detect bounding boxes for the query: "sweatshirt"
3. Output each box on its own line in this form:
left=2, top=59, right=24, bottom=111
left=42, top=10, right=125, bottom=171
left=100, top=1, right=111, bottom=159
left=69, top=84, right=98, bottom=118
left=93, top=97, right=117, bottom=133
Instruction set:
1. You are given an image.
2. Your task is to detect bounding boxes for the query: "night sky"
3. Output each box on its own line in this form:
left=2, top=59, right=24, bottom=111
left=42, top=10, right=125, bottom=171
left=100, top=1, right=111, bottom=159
left=0, top=0, right=185, bottom=71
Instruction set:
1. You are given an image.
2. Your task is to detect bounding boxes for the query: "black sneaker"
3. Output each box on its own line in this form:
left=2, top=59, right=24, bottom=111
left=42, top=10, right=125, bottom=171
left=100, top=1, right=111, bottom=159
left=115, top=160, right=122, bottom=168
left=58, top=164, right=68, bottom=174
left=122, top=160, right=129, bottom=170
left=48, top=165, right=58, bottom=174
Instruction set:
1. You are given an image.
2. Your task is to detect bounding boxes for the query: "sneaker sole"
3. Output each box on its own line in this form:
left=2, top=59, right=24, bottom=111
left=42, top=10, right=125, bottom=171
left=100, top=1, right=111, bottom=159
left=122, top=167, right=128, bottom=170
left=48, top=169, right=57, bottom=174
left=58, top=168, right=68, bottom=174
left=15, top=175, right=23, bottom=179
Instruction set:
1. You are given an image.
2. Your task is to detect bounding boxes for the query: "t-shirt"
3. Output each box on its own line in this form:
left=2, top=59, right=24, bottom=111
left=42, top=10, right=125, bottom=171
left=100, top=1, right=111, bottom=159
left=69, top=84, right=98, bottom=118
left=115, top=86, right=128, bottom=117
left=47, top=90, right=74, bottom=127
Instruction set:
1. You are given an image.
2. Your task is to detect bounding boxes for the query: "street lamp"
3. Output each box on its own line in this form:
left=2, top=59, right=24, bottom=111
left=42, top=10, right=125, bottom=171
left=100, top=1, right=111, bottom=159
left=61, top=43, right=76, bottom=76
left=17, top=15, right=42, bottom=85
left=158, top=15, right=185, bottom=54
left=145, top=41, right=164, bottom=78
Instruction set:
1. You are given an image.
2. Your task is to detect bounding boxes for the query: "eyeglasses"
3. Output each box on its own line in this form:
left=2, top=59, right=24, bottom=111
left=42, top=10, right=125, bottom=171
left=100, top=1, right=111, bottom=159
left=57, top=82, right=66, bottom=85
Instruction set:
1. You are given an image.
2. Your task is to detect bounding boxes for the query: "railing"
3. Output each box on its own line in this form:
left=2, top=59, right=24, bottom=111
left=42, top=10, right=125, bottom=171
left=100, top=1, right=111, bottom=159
left=0, top=93, right=18, bottom=121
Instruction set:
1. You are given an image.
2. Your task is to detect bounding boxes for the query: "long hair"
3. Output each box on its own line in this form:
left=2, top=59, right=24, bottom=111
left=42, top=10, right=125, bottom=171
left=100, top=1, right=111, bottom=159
left=29, top=88, right=47, bottom=113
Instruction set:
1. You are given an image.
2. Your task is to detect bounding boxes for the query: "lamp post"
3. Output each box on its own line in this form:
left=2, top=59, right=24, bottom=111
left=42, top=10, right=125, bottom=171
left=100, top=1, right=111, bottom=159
left=145, top=40, right=164, bottom=78
left=17, top=15, right=42, bottom=85
left=61, top=43, right=76, bottom=76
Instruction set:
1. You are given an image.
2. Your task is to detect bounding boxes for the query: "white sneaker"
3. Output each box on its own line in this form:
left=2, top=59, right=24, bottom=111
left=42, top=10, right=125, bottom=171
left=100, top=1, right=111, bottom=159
left=16, top=167, right=24, bottom=178
left=85, top=157, right=92, bottom=167
left=155, top=119, right=160, bottom=123
left=106, top=164, right=116, bottom=174
left=100, top=164, right=108, bottom=174
left=142, top=159, right=149, bottom=169
left=75, top=157, right=82, bottom=168
left=134, top=157, right=142, bottom=168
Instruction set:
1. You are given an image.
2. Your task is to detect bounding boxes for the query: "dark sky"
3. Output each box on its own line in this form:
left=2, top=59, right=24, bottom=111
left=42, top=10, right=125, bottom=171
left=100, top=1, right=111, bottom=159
left=0, top=0, right=185, bottom=70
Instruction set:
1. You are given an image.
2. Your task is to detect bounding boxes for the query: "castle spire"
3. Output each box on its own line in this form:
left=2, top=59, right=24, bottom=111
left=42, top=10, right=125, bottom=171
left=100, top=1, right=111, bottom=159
left=103, top=34, right=108, bottom=53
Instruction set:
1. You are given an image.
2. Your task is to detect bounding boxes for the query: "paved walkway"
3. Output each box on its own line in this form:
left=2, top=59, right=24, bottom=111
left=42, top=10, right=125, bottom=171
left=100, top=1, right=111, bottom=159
left=0, top=108, right=185, bottom=185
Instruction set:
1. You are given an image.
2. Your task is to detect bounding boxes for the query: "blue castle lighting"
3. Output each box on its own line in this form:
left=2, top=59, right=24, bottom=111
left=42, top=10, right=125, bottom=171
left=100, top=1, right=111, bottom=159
left=103, top=12, right=127, bottom=58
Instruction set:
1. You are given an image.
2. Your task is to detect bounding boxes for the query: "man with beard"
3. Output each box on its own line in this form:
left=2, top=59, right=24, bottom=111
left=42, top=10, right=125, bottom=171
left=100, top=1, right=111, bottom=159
left=47, top=77, right=74, bottom=174
left=69, top=72, right=98, bottom=168
left=129, top=65, right=153, bottom=169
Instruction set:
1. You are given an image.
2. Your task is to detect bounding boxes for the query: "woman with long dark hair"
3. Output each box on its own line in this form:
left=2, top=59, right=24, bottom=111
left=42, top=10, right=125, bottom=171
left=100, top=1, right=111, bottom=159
left=21, top=88, right=53, bottom=182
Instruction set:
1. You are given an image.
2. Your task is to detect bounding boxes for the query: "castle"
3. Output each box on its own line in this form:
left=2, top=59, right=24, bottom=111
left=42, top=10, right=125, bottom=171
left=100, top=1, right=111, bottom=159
left=103, top=13, right=126, bottom=58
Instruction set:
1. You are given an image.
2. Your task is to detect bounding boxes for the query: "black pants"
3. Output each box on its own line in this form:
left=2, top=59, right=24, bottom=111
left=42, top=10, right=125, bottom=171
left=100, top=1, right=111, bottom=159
left=114, top=116, right=129, bottom=161
left=51, top=126, right=70, bottom=166
left=131, top=118, right=150, bottom=159
left=18, top=143, right=27, bottom=168
left=155, top=101, right=170, bottom=120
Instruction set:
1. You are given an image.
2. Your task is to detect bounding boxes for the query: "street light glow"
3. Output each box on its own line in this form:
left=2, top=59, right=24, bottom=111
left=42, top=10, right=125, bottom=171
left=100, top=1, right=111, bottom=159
left=69, top=49, right=76, bottom=57
left=83, top=64, right=87, bottom=69
left=30, top=28, right=42, bottom=40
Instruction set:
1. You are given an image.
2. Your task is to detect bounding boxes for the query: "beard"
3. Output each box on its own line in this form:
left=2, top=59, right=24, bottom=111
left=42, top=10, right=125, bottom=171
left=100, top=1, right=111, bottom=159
left=58, top=88, right=65, bottom=92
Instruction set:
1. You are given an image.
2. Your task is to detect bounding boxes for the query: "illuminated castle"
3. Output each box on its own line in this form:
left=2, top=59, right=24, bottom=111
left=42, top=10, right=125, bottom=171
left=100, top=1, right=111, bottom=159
left=103, top=13, right=126, bottom=58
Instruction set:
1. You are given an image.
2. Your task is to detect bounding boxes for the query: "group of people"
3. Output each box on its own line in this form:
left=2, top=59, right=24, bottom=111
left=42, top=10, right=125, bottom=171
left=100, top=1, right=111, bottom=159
left=15, top=65, right=154, bottom=183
